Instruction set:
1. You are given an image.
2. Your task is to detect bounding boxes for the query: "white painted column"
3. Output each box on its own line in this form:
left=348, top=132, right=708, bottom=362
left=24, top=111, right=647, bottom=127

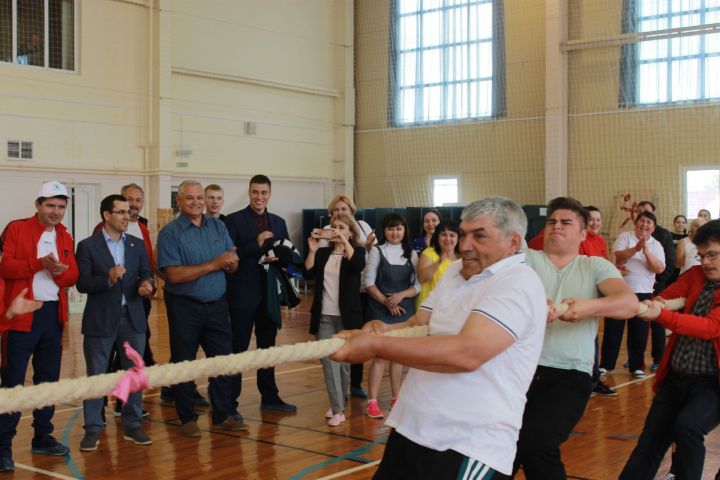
left=545, top=0, right=568, bottom=201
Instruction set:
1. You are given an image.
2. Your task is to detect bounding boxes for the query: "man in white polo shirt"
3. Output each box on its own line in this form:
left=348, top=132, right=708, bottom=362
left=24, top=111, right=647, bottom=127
left=513, top=197, right=638, bottom=479
left=332, top=197, right=547, bottom=479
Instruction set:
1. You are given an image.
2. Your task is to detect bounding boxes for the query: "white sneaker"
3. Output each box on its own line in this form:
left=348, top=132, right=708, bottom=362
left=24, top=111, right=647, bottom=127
left=660, top=473, right=675, bottom=480
left=327, top=413, right=345, bottom=426
left=598, top=367, right=607, bottom=376
left=632, top=369, right=646, bottom=379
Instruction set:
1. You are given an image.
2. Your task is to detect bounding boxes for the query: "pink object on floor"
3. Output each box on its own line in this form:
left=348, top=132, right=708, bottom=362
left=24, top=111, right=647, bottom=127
left=109, top=342, right=149, bottom=403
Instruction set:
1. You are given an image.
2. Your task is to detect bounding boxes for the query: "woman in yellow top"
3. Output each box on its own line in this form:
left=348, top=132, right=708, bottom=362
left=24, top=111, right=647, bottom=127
left=416, top=220, right=459, bottom=307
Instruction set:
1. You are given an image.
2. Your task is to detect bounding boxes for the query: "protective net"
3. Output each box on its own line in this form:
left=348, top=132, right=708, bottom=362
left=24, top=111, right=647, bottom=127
left=354, top=0, right=720, bottom=242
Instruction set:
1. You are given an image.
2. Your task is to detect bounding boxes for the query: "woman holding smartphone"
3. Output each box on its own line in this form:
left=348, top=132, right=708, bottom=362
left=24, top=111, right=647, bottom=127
left=305, top=213, right=365, bottom=426
left=364, top=213, right=420, bottom=419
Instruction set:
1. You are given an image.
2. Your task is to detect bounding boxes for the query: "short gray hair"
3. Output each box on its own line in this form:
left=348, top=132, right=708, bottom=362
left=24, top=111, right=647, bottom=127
left=460, top=196, right=527, bottom=238
left=177, top=180, right=203, bottom=196
left=121, top=183, right=144, bottom=197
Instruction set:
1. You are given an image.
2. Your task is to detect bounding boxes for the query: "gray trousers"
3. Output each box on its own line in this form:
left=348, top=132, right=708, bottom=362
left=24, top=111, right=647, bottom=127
left=83, top=312, right=146, bottom=433
left=317, top=315, right=350, bottom=414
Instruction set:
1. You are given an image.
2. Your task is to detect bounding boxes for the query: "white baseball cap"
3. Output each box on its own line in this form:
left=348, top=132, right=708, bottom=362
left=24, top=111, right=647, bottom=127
left=37, top=181, right=70, bottom=200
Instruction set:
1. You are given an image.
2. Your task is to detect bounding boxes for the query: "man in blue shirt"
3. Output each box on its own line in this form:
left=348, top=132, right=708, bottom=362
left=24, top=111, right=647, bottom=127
left=157, top=180, right=246, bottom=437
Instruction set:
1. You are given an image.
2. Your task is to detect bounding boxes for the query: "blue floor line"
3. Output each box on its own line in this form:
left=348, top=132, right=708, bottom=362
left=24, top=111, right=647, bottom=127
left=288, top=434, right=388, bottom=480
left=60, top=409, right=85, bottom=480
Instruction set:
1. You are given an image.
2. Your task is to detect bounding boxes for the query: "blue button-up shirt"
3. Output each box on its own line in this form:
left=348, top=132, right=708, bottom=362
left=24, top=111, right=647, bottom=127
left=157, top=214, right=234, bottom=302
left=103, top=228, right=127, bottom=306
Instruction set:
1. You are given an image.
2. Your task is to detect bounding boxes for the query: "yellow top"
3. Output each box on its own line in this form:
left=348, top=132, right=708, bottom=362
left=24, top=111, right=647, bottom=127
left=416, top=247, right=455, bottom=307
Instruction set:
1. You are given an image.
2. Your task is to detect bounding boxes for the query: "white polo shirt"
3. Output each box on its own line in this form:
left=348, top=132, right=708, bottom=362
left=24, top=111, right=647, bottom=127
left=613, top=230, right=665, bottom=293
left=385, top=253, right=547, bottom=475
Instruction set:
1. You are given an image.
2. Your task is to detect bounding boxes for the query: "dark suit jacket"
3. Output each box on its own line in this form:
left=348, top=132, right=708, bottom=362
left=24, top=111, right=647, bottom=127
left=76, top=231, right=152, bottom=336
left=652, top=224, right=677, bottom=290
left=304, top=247, right=365, bottom=335
left=225, top=206, right=289, bottom=309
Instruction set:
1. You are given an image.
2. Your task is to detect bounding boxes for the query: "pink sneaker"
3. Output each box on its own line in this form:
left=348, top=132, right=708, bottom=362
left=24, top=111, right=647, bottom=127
left=365, top=399, right=384, bottom=419
left=327, top=413, right=345, bottom=426
left=325, top=408, right=333, bottom=419
left=390, top=396, right=398, bottom=409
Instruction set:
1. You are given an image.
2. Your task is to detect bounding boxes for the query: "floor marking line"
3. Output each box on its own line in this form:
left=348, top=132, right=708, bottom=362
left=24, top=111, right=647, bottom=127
left=60, top=409, right=85, bottom=479
left=289, top=435, right=388, bottom=480
left=314, top=460, right=381, bottom=480
left=14, top=463, right=81, bottom=480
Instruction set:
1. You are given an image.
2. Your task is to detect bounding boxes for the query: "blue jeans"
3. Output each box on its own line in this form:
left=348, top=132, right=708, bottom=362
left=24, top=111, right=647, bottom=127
left=83, top=312, right=146, bottom=433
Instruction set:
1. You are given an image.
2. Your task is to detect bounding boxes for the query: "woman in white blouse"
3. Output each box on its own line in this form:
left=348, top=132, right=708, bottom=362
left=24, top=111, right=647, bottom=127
left=676, top=217, right=708, bottom=275
left=363, top=213, right=419, bottom=420
left=600, top=211, right=665, bottom=379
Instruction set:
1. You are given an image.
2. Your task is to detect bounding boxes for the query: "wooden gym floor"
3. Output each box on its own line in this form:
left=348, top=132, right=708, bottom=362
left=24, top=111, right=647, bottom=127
left=5, top=294, right=720, bottom=479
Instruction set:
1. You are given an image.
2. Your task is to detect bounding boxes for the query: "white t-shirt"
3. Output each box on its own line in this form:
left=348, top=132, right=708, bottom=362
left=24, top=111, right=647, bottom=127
left=679, top=239, right=699, bottom=275
left=33, top=229, right=60, bottom=301
left=385, top=254, right=547, bottom=475
left=126, top=220, right=143, bottom=240
left=613, top=230, right=665, bottom=293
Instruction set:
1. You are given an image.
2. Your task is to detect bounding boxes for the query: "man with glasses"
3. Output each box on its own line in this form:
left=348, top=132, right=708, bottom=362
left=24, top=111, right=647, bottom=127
left=621, top=219, right=720, bottom=480
left=75, top=195, right=154, bottom=451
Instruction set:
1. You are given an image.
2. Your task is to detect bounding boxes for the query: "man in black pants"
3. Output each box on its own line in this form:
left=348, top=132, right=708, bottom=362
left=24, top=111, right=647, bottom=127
left=620, top=220, right=720, bottom=480
left=225, top=175, right=297, bottom=415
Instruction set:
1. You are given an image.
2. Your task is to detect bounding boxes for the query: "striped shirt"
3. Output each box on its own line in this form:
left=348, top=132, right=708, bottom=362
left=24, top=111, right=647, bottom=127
left=157, top=214, right=234, bottom=302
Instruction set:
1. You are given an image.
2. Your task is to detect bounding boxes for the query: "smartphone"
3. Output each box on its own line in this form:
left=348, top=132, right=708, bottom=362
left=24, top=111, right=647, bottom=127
left=311, top=228, right=334, bottom=240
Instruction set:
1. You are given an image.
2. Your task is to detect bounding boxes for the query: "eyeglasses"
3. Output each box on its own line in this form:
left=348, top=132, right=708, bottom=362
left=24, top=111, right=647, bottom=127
left=695, top=251, right=720, bottom=262
left=110, top=210, right=130, bottom=216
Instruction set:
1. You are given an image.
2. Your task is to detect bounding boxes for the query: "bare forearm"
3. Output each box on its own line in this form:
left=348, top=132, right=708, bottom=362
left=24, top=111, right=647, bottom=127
left=589, top=293, right=639, bottom=319
left=366, top=285, right=386, bottom=304
left=418, top=261, right=440, bottom=283
left=369, top=335, right=487, bottom=373
left=613, top=248, right=637, bottom=264
left=644, top=252, right=665, bottom=274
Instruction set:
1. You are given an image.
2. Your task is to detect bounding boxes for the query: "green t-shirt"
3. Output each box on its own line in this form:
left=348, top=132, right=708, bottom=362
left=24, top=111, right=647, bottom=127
left=524, top=250, right=621, bottom=374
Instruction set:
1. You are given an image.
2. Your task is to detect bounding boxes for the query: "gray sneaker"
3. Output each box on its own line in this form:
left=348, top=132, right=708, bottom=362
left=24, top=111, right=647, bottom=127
left=79, top=432, right=100, bottom=452
left=123, top=427, right=152, bottom=445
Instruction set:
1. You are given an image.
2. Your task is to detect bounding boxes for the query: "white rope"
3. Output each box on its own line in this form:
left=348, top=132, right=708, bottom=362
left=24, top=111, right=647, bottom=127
left=0, top=296, right=687, bottom=415
left=0, top=325, right=429, bottom=415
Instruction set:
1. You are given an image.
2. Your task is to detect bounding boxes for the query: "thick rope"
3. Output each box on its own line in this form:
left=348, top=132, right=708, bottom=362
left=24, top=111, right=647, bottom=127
left=0, top=325, right=429, bottom=415
left=553, top=297, right=685, bottom=316
left=0, top=297, right=687, bottom=415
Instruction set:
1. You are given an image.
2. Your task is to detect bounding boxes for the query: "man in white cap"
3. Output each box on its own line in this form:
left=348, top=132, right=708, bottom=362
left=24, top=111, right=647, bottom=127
left=0, top=181, right=79, bottom=472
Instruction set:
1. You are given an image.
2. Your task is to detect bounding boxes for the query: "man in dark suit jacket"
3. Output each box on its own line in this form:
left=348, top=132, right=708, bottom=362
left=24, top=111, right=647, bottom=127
left=76, top=195, right=154, bottom=451
left=225, top=175, right=297, bottom=414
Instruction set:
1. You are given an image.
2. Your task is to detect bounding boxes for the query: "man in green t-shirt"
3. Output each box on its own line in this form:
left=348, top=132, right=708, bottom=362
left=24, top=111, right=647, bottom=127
left=513, top=197, right=638, bottom=479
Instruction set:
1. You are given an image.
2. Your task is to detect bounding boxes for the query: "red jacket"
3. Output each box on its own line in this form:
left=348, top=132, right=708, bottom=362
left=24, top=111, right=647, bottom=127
left=0, top=279, right=6, bottom=330
left=93, top=220, right=156, bottom=273
left=528, top=229, right=609, bottom=259
left=653, top=266, right=720, bottom=391
left=0, top=215, right=79, bottom=331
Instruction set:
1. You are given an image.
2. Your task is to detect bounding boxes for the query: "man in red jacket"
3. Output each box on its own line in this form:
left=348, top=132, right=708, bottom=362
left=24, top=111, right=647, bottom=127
left=0, top=181, right=79, bottom=472
left=620, top=219, right=720, bottom=480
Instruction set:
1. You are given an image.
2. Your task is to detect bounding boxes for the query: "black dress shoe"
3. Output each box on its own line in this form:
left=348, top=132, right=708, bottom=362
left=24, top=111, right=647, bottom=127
left=260, top=400, right=297, bottom=412
left=350, top=386, right=368, bottom=398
